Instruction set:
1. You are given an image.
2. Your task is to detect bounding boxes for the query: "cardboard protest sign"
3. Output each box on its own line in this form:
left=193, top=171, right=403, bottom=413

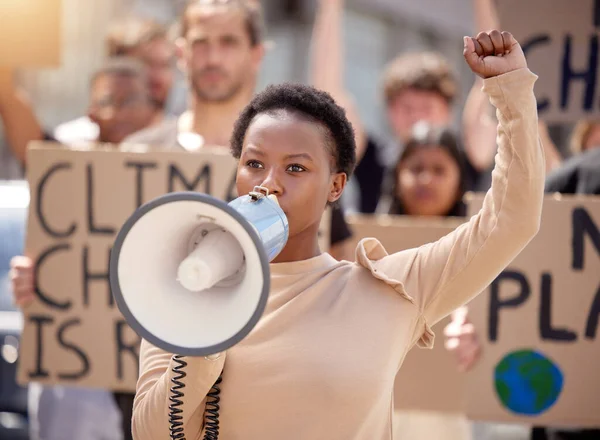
left=497, top=0, right=600, bottom=122
left=346, top=214, right=467, bottom=413
left=17, top=142, right=332, bottom=391
left=465, top=194, right=600, bottom=427
left=0, top=0, right=61, bottom=67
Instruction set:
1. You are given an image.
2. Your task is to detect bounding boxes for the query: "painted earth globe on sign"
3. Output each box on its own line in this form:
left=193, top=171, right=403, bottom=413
left=494, top=349, right=564, bottom=416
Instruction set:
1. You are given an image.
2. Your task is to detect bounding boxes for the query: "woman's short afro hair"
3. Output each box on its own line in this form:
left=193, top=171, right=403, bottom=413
left=230, top=83, right=357, bottom=178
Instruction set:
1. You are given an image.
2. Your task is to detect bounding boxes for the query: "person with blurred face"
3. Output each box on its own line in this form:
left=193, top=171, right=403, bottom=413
left=105, top=17, right=176, bottom=113
left=54, top=18, right=176, bottom=146
left=382, top=54, right=457, bottom=144
left=88, top=58, right=157, bottom=144
left=381, top=123, right=467, bottom=217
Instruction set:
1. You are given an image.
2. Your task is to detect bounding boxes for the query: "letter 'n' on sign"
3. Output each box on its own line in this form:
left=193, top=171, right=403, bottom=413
left=572, top=207, right=600, bottom=270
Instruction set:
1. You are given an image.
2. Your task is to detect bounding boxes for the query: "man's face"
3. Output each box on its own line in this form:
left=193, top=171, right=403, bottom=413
left=180, top=5, right=264, bottom=102
left=386, top=89, right=451, bottom=143
left=138, top=38, right=175, bottom=109
left=88, top=74, right=155, bottom=143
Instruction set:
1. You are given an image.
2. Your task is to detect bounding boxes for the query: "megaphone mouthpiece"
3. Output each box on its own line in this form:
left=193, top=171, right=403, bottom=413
left=177, top=227, right=245, bottom=292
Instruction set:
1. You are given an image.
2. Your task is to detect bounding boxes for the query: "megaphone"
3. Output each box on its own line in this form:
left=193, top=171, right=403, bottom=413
left=109, top=186, right=289, bottom=356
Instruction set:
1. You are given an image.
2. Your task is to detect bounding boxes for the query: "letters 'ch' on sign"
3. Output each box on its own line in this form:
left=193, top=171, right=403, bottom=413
left=498, top=0, right=600, bottom=122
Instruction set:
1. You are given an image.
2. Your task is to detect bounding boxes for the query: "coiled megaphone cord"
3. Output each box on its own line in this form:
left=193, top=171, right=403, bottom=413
left=203, top=375, right=223, bottom=440
left=169, top=355, right=223, bottom=440
left=169, top=355, right=187, bottom=439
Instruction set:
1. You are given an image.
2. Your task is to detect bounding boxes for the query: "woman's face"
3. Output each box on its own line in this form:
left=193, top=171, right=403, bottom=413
left=236, top=110, right=346, bottom=240
left=397, top=146, right=461, bottom=217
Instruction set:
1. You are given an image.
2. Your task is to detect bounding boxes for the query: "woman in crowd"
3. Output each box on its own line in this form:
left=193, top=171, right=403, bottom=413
left=378, top=123, right=468, bottom=218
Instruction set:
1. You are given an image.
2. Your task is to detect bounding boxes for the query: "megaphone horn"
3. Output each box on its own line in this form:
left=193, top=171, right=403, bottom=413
left=109, top=186, right=289, bottom=356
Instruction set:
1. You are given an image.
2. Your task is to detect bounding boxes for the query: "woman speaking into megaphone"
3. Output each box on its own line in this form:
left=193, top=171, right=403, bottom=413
left=132, top=30, right=544, bottom=440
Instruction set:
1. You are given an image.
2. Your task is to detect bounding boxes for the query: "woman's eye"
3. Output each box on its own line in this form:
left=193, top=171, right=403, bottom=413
left=287, top=164, right=306, bottom=172
left=246, top=160, right=263, bottom=169
left=433, top=166, right=447, bottom=176
left=409, top=165, right=424, bottom=175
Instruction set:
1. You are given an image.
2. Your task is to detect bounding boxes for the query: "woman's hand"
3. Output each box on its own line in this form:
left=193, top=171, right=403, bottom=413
left=444, top=307, right=482, bottom=372
left=463, top=30, right=528, bottom=79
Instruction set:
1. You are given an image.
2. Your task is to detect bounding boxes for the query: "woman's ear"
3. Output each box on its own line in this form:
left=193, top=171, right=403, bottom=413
left=328, top=172, right=347, bottom=203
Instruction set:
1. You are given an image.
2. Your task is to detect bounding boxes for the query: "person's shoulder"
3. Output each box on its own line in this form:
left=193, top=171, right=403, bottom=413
left=122, top=116, right=179, bottom=147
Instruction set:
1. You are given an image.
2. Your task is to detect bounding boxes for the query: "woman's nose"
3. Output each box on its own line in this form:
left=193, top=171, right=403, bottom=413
left=417, top=171, right=433, bottom=185
left=260, top=172, right=283, bottom=196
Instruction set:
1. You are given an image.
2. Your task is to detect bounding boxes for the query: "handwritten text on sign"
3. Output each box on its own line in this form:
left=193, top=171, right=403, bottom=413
left=465, top=195, right=600, bottom=427
left=18, top=144, right=240, bottom=392
left=498, top=0, right=600, bottom=122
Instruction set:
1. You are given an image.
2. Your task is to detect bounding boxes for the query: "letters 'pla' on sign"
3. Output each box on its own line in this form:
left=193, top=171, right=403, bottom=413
left=465, top=194, right=600, bottom=428
left=497, top=0, right=600, bottom=122
left=16, top=142, right=331, bottom=392
left=0, top=0, right=61, bottom=67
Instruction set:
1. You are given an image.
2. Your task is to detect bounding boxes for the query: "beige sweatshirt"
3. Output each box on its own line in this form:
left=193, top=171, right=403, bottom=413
left=132, top=68, right=545, bottom=440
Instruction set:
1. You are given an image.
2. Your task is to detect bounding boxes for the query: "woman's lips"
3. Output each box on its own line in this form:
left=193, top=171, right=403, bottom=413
left=414, top=188, right=436, bottom=200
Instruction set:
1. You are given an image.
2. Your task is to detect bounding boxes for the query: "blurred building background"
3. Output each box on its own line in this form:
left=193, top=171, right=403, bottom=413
left=0, top=0, right=574, bottom=179
left=0, top=0, right=484, bottom=180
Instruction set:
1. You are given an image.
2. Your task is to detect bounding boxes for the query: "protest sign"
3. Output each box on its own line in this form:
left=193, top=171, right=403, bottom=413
left=498, top=0, right=600, bottom=122
left=465, top=194, right=600, bottom=427
left=17, top=142, right=331, bottom=391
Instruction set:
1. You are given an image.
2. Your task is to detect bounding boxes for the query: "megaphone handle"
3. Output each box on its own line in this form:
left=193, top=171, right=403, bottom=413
left=168, top=355, right=224, bottom=440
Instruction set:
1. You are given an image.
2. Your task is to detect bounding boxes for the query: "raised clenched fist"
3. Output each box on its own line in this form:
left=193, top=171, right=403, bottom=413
left=463, top=30, right=527, bottom=79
